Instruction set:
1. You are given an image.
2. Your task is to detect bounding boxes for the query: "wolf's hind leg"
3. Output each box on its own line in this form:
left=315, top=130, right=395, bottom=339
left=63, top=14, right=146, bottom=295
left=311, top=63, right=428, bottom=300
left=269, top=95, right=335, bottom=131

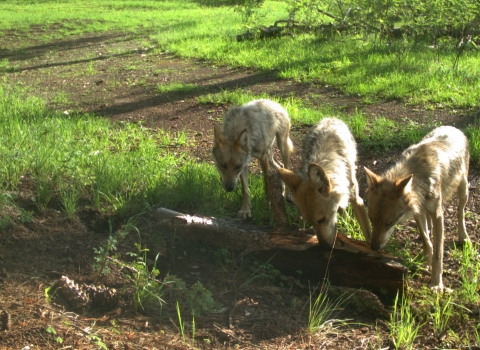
left=267, top=148, right=282, bottom=170
left=457, top=174, right=470, bottom=244
left=276, top=129, right=292, bottom=170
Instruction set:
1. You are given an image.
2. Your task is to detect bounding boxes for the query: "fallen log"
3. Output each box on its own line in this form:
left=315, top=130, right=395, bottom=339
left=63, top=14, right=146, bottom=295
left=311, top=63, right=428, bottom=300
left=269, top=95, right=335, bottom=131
left=154, top=170, right=407, bottom=300
left=154, top=207, right=407, bottom=300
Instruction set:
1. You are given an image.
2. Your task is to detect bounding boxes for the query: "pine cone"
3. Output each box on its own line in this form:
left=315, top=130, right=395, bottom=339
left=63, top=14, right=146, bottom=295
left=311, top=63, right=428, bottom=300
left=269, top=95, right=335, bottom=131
left=52, top=276, right=119, bottom=311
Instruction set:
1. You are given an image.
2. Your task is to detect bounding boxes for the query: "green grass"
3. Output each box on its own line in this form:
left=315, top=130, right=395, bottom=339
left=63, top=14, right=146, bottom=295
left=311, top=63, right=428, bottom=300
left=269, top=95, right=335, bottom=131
left=1, top=1, right=479, bottom=108
left=389, top=291, right=423, bottom=350
left=452, top=242, right=480, bottom=304
left=0, top=84, right=277, bottom=221
left=466, top=126, right=480, bottom=162
left=1, top=2, right=480, bottom=348
left=307, top=280, right=352, bottom=335
left=157, top=82, right=202, bottom=94
left=336, top=205, right=365, bottom=241
left=1, top=75, right=478, bottom=230
left=0, top=84, right=179, bottom=217
left=430, top=292, right=454, bottom=337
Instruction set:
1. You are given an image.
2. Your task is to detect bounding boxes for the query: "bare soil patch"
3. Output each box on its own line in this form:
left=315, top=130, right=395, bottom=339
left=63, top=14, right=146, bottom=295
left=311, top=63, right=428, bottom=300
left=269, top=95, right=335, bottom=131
left=1, top=30, right=480, bottom=349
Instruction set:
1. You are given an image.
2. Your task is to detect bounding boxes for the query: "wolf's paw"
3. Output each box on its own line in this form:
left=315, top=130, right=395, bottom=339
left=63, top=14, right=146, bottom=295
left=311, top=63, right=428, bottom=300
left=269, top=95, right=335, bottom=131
left=429, top=285, right=442, bottom=293
left=429, top=283, right=451, bottom=293
left=238, top=208, right=251, bottom=219
left=424, top=257, right=433, bottom=270
left=284, top=188, right=293, bottom=203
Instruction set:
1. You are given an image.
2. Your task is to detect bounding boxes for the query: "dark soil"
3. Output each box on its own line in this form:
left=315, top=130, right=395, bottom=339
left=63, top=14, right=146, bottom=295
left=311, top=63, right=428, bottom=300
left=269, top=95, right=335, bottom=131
left=0, top=30, right=479, bottom=349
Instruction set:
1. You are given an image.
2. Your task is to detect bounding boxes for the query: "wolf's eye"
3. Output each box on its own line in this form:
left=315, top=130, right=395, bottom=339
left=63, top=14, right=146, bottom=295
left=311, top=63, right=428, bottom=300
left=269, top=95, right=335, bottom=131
left=220, top=164, right=228, bottom=170
left=386, top=213, right=404, bottom=227
left=386, top=218, right=398, bottom=227
left=317, top=217, right=326, bottom=224
left=234, top=165, right=242, bottom=171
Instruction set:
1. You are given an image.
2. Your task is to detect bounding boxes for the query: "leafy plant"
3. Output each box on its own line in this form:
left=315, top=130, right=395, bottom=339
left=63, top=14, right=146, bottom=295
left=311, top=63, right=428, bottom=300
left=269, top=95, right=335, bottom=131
left=93, top=217, right=139, bottom=276
left=234, top=0, right=266, bottom=30
left=44, top=286, right=53, bottom=304
left=19, top=209, right=34, bottom=223
left=88, top=334, right=108, bottom=350
left=186, top=281, right=221, bottom=316
left=240, top=258, right=279, bottom=289
left=126, top=244, right=166, bottom=312
left=210, top=247, right=235, bottom=270
left=45, top=326, right=63, bottom=345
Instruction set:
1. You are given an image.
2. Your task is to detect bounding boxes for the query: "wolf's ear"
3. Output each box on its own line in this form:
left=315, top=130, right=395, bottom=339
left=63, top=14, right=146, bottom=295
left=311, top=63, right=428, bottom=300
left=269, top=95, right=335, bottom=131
left=278, top=168, right=301, bottom=192
left=213, top=125, right=226, bottom=147
left=308, top=164, right=331, bottom=195
left=234, top=129, right=249, bottom=151
left=395, top=175, right=413, bottom=197
left=364, top=167, right=381, bottom=190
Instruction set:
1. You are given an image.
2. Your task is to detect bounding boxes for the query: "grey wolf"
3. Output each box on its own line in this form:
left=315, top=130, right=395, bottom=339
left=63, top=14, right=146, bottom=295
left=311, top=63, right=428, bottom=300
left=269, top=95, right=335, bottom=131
left=212, top=99, right=293, bottom=218
left=278, top=118, right=371, bottom=245
left=364, top=126, right=470, bottom=291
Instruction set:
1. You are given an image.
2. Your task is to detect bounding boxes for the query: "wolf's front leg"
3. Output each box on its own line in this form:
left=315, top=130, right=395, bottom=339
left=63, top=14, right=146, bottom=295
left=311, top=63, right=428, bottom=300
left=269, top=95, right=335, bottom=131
left=259, top=154, right=270, bottom=198
left=415, top=214, right=434, bottom=268
left=429, top=208, right=445, bottom=292
left=350, top=196, right=371, bottom=243
left=238, top=167, right=251, bottom=219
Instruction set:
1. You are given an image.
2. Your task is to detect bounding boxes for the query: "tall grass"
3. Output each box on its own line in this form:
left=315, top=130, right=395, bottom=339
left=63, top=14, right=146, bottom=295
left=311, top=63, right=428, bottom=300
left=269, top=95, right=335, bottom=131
left=1, top=1, right=479, bottom=223
left=2, top=81, right=479, bottom=228
left=389, top=291, right=423, bottom=350
left=452, top=242, right=480, bottom=304
left=0, top=85, right=181, bottom=218
left=307, top=280, right=352, bottom=335
left=0, top=84, right=284, bottom=223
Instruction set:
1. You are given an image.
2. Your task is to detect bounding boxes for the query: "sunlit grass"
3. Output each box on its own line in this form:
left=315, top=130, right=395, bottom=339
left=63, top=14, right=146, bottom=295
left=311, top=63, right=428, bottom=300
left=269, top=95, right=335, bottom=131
left=307, top=280, right=352, bottom=336
left=0, top=85, right=180, bottom=219
left=157, top=82, right=202, bottom=94
left=2, top=1, right=479, bottom=108
left=389, top=291, right=423, bottom=350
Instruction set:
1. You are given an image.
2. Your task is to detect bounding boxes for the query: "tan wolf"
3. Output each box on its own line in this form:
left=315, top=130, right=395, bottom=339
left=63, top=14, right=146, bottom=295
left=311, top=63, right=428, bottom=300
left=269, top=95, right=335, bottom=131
left=278, top=118, right=371, bottom=245
left=364, top=126, right=470, bottom=291
left=212, top=99, right=293, bottom=219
